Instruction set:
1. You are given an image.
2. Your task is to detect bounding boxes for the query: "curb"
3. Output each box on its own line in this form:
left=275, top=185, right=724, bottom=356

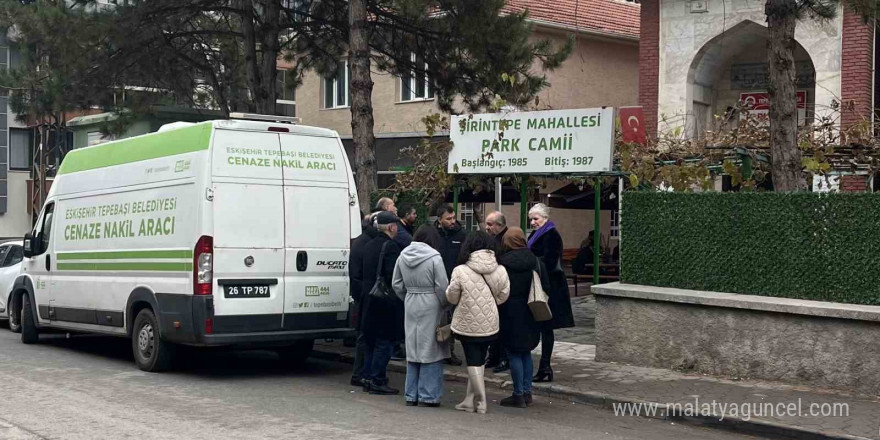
left=312, top=349, right=871, bottom=440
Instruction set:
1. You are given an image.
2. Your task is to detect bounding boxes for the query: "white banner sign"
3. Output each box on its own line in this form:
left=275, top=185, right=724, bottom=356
left=448, top=108, right=615, bottom=174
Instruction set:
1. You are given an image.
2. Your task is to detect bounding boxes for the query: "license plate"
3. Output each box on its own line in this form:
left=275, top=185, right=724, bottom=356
left=224, top=285, right=271, bottom=298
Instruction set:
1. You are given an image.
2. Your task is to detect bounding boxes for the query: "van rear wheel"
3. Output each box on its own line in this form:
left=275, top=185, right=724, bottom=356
left=277, top=340, right=314, bottom=367
left=132, top=309, right=174, bottom=372
left=20, top=295, right=38, bottom=344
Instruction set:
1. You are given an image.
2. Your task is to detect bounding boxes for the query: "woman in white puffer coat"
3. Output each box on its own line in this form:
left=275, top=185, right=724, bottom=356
left=446, top=231, right=510, bottom=414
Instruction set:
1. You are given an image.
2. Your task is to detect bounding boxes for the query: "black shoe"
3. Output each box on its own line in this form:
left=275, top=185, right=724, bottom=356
left=369, top=384, right=400, bottom=395
left=524, top=392, right=533, bottom=406
left=350, top=377, right=363, bottom=387
left=419, top=402, right=441, bottom=408
left=445, top=354, right=462, bottom=366
left=485, top=357, right=501, bottom=369
left=406, top=401, right=418, bottom=407
left=533, top=367, right=554, bottom=383
left=361, top=379, right=371, bottom=393
left=500, top=394, right=527, bottom=408
left=492, top=360, right=510, bottom=373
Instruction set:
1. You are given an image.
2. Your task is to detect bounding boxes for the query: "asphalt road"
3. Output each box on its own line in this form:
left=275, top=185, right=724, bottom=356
left=0, top=322, right=759, bottom=440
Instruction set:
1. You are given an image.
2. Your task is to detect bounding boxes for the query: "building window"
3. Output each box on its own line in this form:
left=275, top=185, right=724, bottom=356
left=276, top=69, right=296, bottom=117
left=401, top=53, right=434, bottom=102
left=610, top=210, right=620, bottom=238
left=9, top=128, right=31, bottom=170
left=323, top=61, right=350, bottom=109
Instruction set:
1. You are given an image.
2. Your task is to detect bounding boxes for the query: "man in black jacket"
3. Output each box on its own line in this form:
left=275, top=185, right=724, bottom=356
left=359, top=211, right=404, bottom=395
left=349, top=217, right=378, bottom=387
left=436, top=205, right=466, bottom=278
left=435, top=205, right=466, bottom=366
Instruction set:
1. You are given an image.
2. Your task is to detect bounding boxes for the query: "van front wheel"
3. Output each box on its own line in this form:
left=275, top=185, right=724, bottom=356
left=20, top=295, right=38, bottom=344
left=132, top=309, right=174, bottom=372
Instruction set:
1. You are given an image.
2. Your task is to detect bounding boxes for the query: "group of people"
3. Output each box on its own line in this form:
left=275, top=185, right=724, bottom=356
left=348, top=199, right=574, bottom=413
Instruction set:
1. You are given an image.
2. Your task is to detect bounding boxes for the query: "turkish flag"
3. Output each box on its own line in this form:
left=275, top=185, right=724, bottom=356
left=618, top=106, right=647, bottom=146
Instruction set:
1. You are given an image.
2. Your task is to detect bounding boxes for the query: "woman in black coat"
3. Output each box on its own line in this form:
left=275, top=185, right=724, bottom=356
left=526, top=203, right=575, bottom=382
left=497, top=227, right=548, bottom=408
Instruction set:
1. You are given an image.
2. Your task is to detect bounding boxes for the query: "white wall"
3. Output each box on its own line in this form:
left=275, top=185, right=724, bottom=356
left=0, top=171, right=32, bottom=239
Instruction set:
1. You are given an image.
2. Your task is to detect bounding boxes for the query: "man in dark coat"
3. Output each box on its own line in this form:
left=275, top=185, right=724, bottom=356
left=349, top=217, right=378, bottom=387
left=485, top=211, right=509, bottom=253
left=435, top=205, right=467, bottom=279
left=359, top=211, right=404, bottom=395
left=435, top=205, right=466, bottom=366
left=484, top=210, right=510, bottom=371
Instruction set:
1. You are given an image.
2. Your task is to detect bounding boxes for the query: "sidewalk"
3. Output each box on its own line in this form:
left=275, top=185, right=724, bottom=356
left=315, top=293, right=880, bottom=440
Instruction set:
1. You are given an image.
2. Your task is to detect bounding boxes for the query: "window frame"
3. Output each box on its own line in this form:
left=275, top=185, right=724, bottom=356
left=400, top=52, right=434, bottom=103
left=323, top=60, right=350, bottom=109
left=9, top=127, right=31, bottom=171
left=276, top=69, right=296, bottom=117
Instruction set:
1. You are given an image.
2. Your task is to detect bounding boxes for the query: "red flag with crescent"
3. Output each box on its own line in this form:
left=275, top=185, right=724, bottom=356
left=618, top=106, right=647, bottom=146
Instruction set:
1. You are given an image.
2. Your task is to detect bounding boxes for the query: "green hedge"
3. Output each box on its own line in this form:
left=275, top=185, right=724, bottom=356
left=621, top=192, right=880, bottom=305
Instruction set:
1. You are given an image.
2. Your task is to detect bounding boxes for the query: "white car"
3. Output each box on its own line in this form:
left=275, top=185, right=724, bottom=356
left=0, top=241, right=24, bottom=333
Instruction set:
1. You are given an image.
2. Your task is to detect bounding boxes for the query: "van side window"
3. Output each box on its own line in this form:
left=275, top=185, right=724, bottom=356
left=41, top=203, right=55, bottom=254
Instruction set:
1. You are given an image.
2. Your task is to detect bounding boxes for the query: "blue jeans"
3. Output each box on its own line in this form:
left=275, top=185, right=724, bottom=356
left=363, top=339, right=395, bottom=386
left=508, top=352, right=534, bottom=396
left=405, top=361, right=445, bottom=403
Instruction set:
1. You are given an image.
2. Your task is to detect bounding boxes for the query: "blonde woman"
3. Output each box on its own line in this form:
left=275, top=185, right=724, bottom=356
left=527, top=203, right=575, bottom=382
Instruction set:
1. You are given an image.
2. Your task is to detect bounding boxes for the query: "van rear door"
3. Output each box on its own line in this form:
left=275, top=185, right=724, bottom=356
left=211, top=130, right=286, bottom=332
left=279, top=134, right=352, bottom=330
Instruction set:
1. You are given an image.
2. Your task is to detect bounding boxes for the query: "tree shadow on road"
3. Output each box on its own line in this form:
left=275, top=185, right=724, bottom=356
left=33, top=332, right=349, bottom=379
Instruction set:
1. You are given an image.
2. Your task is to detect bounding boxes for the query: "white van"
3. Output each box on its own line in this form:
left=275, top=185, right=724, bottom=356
left=11, top=118, right=361, bottom=371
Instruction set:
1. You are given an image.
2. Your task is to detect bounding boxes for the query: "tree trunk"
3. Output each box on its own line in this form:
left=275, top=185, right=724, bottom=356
left=765, top=0, right=804, bottom=191
left=257, top=0, right=280, bottom=115
left=349, top=0, right=377, bottom=213
left=239, top=0, right=259, bottom=113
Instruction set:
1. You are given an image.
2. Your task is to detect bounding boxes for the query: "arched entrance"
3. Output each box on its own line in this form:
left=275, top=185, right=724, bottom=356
left=687, top=20, right=816, bottom=137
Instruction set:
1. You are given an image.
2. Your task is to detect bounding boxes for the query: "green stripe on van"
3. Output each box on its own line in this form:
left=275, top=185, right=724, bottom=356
left=57, top=123, right=213, bottom=175
left=57, top=250, right=193, bottom=260
left=57, top=262, right=193, bottom=272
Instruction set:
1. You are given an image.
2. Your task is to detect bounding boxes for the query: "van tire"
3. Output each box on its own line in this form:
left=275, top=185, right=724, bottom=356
left=132, top=309, right=174, bottom=372
left=7, top=295, right=21, bottom=334
left=20, top=295, right=38, bottom=344
left=277, top=340, right=314, bottom=367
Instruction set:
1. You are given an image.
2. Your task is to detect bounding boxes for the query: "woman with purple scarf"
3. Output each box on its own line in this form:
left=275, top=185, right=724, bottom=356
left=526, top=203, right=575, bottom=382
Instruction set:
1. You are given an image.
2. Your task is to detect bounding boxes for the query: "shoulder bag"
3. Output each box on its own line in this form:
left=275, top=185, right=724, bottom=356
left=368, top=241, right=397, bottom=302
left=528, top=261, right=553, bottom=322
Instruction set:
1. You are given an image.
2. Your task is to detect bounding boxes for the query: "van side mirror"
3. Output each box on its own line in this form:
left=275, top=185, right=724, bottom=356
left=22, top=233, right=35, bottom=258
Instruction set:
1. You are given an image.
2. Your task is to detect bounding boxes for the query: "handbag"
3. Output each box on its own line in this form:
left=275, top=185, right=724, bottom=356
left=433, top=261, right=453, bottom=342
left=435, top=324, right=452, bottom=342
left=528, top=262, right=553, bottom=322
left=368, top=242, right=397, bottom=302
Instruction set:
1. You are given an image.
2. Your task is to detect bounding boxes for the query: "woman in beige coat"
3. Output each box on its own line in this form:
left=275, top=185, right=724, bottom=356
left=446, top=231, right=510, bottom=414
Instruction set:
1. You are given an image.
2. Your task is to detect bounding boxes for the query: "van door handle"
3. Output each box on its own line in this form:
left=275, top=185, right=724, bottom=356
left=46, top=254, right=51, bottom=272
left=296, top=251, right=308, bottom=272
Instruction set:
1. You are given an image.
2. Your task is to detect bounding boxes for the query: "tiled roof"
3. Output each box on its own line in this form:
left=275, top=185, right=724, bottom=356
left=503, top=0, right=640, bottom=40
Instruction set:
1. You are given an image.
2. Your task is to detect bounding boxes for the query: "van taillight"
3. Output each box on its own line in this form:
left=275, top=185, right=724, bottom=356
left=194, top=235, right=213, bottom=295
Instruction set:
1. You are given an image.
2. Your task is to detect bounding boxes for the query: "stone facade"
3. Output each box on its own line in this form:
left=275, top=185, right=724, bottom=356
left=641, top=0, right=849, bottom=136
left=593, top=283, right=880, bottom=395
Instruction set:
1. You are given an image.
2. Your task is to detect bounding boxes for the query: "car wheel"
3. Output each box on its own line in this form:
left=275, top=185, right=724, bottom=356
left=276, top=339, right=314, bottom=367
left=20, top=294, right=38, bottom=344
left=7, top=295, right=21, bottom=334
left=132, top=309, right=174, bottom=372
